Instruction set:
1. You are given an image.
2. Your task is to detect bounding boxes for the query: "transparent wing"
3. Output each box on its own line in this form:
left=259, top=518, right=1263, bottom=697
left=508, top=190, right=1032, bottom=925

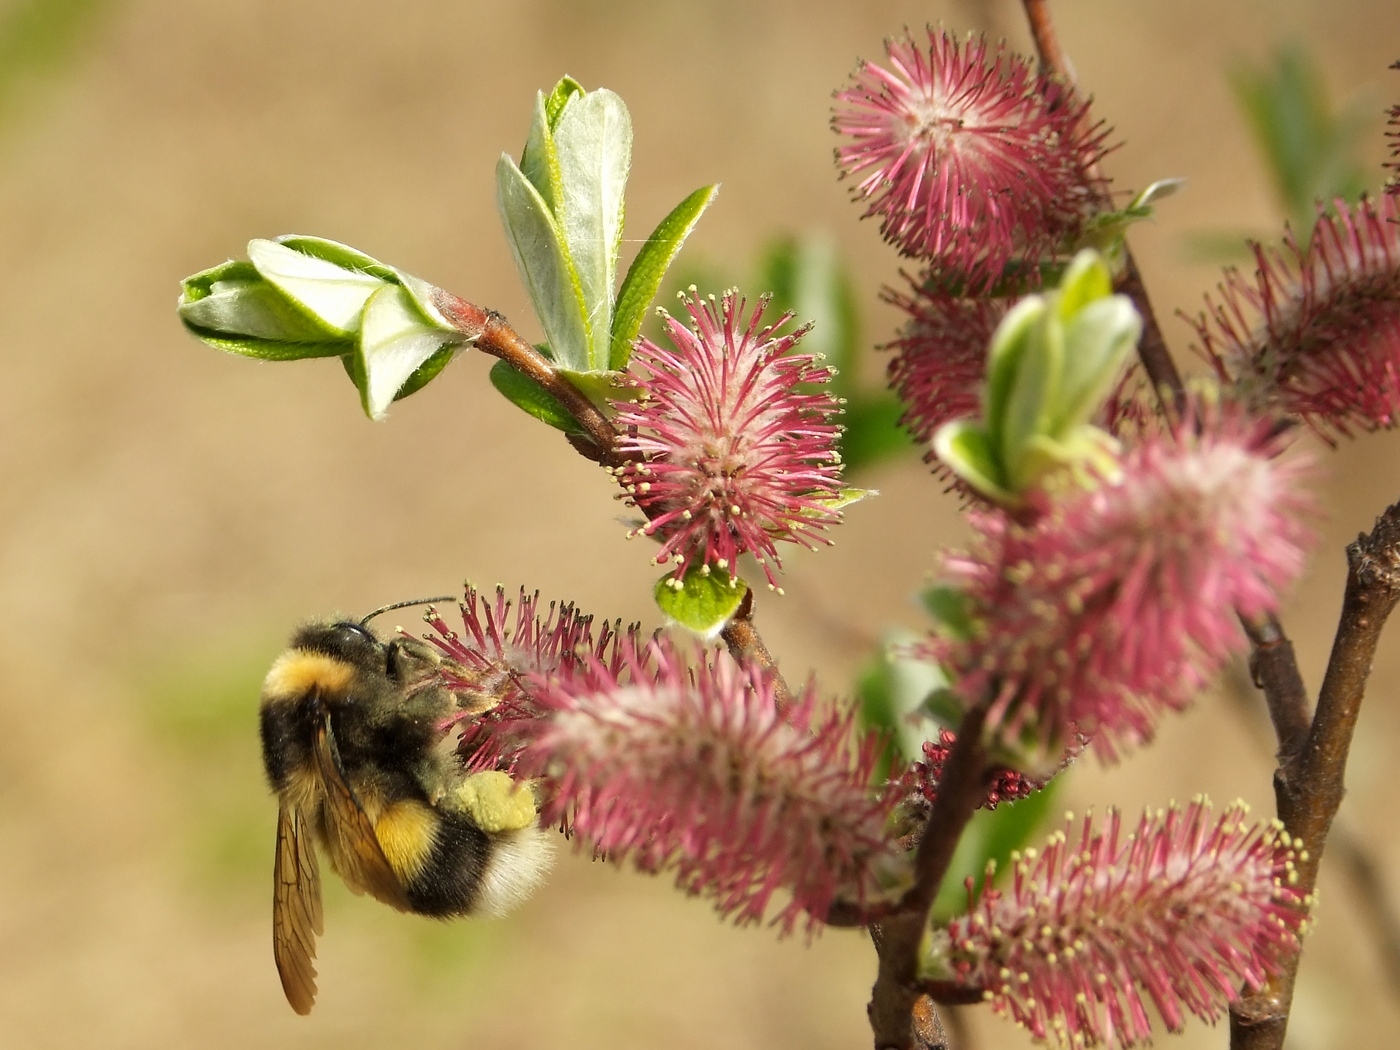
left=313, top=719, right=411, bottom=910
left=272, top=803, right=322, bottom=1015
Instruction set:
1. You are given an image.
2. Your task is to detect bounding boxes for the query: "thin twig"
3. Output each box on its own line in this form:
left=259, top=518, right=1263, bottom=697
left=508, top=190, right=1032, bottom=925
left=868, top=704, right=990, bottom=1050
left=1239, top=614, right=1313, bottom=760
left=433, top=290, right=618, bottom=460
left=720, top=587, right=796, bottom=713
left=1231, top=502, right=1400, bottom=1049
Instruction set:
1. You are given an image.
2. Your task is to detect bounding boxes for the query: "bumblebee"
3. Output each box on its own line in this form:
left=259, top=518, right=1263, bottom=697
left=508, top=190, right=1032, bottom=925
left=258, top=601, right=552, bottom=1014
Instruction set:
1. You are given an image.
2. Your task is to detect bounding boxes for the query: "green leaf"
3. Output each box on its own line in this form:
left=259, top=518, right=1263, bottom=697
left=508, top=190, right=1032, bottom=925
left=543, top=76, right=585, bottom=129
left=818, top=486, right=876, bottom=511
left=553, top=87, right=632, bottom=370
left=999, top=311, right=1062, bottom=490
left=1128, top=177, right=1186, bottom=211
left=931, top=778, right=1061, bottom=922
left=653, top=566, right=749, bottom=638
left=496, top=152, right=593, bottom=371
left=920, top=585, right=977, bottom=642
left=1053, top=295, right=1141, bottom=433
left=179, top=260, right=355, bottom=359
left=1230, top=44, right=1372, bottom=231
left=932, top=420, right=1015, bottom=504
left=982, top=296, right=1044, bottom=437
left=1053, top=248, right=1113, bottom=323
left=246, top=238, right=384, bottom=336
left=393, top=343, right=458, bottom=402
left=611, top=184, right=719, bottom=370
left=556, top=366, right=632, bottom=408
left=355, top=284, right=463, bottom=420
left=488, top=360, right=581, bottom=434
left=521, top=90, right=562, bottom=214
left=855, top=631, right=950, bottom=768
left=272, top=235, right=398, bottom=282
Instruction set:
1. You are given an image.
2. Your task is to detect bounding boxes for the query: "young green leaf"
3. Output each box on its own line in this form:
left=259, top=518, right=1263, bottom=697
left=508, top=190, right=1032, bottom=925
left=653, top=565, right=749, bottom=638
left=552, top=88, right=632, bottom=370
left=496, top=153, right=593, bottom=371
left=355, top=283, right=464, bottom=420
left=179, top=260, right=352, bottom=359
left=610, top=184, right=719, bottom=370
left=246, top=238, right=383, bottom=336
left=488, top=360, right=583, bottom=434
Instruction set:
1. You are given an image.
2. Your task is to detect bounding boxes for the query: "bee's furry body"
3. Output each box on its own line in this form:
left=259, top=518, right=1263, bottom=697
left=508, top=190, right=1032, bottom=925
left=259, top=619, right=551, bottom=1013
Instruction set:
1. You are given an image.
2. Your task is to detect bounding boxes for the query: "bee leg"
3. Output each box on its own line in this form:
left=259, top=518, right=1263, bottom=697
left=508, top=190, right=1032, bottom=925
left=441, top=770, right=539, bottom=833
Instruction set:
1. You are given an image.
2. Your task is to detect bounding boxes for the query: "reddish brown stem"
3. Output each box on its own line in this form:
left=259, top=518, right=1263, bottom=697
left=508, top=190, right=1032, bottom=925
left=719, top=588, right=796, bottom=714
left=1230, top=503, right=1400, bottom=1049
left=1021, top=0, right=1072, bottom=81
left=433, top=290, right=618, bottom=460
left=1240, top=613, right=1312, bottom=759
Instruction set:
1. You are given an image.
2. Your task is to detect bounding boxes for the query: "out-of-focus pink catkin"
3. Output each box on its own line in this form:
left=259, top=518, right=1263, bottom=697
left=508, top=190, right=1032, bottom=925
left=934, top=801, right=1309, bottom=1049
left=882, top=279, right=1008, bottom=446
left=612, top=291, right=845, bottom=588
left=832, top=29, right=1110, bottom=288
left=925, top=405, right=1315, bottom=759
left=1193, top=195, right=1400, bottom=441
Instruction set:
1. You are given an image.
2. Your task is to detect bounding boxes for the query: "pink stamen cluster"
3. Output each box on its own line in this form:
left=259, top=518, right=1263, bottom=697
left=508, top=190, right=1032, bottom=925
left=464, top=634, right=899, bottom=931
left=832, top=28, right=1111, bottom=288
left=612, top=291, right=845, bottom=588
left=882, top=280, right=1008, bottom=447
left=421, top=585, right=631, bottom=735
left=925, top=405, right=1314, bottom=759
left=1192, top=195, right=1400, bottom=441
left=935, top=801, right=1309, bottom=1049
left=913, top=728, right=1038, bottom=810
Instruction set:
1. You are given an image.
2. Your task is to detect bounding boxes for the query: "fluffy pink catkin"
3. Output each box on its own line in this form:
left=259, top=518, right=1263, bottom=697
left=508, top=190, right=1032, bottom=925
left=926, top=404, right=1315, bottom=759
left=832, top=28, right=1109, bottom=288
left=612, top=290, right=845, bottom=588
left=933, top=801, right=1309, bottom=1049
left=1192, top=194, right=1400, bottom=442
left=471, top=635, right=899, bottom=931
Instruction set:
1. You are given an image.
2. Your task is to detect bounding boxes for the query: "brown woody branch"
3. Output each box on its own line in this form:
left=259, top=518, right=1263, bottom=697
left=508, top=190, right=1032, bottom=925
left=867, top=704, right=991, bottom=1050
left=1230, top=503, right=1400, bottom=1049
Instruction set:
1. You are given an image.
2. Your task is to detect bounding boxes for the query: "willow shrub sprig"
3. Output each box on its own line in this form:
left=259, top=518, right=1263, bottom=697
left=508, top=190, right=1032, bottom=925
left=178, top=16, right=1400, bottom=1049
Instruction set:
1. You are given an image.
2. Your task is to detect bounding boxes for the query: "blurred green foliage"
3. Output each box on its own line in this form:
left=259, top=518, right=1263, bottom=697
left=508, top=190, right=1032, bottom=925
left=854, top=635, right=1063, bottom=920
left=929, top=779, right=1060, bottom=923
left=0, top=0, right=111, bottom=136
left=1230, top=42, right=1373, bottom=232
left=137, top=635, right=279, bottom=894
left=1190, top=42, right=1376, bottom=260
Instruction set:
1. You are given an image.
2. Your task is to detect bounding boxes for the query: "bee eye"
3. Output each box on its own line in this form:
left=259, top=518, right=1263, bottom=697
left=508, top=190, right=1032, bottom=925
left=338, top=622, right=376, bottom=644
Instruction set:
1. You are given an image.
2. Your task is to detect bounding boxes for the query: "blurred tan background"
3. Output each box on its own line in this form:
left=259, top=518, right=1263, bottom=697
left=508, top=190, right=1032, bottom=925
left=0, top=0, right=1397, bottom=1047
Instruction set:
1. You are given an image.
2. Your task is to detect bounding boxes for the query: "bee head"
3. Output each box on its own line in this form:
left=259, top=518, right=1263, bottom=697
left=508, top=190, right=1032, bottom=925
left=290, top=620, right=387, bottom=674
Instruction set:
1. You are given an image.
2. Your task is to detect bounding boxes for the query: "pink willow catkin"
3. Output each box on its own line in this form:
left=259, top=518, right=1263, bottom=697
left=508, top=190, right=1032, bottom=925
left=926, top=405, right=1314, bottom=760
left=935, top=800, right=1309, bottom=1049
left=460, top=635, right=900, bottom=931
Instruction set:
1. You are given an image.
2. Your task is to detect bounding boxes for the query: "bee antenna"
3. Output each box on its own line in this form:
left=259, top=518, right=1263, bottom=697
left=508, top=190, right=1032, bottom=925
left=360, top=596, right=457, bottom=625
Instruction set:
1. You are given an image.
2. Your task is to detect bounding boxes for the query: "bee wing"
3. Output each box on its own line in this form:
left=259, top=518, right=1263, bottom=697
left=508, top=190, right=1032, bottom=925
left=272, top=802, right=322, bottom=1015
left=313, top=718, right=411, bottom=911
